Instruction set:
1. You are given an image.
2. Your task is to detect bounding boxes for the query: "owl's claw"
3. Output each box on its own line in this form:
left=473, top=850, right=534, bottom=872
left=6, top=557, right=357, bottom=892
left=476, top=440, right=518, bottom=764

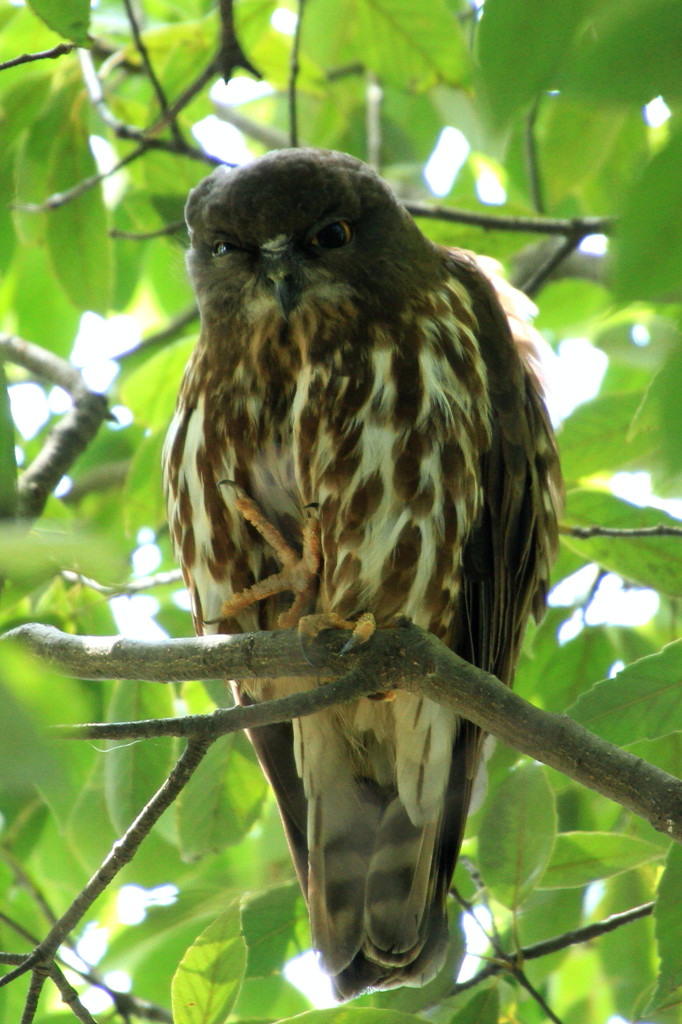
left=299, top=610, right=376, bottom=649
left=215, top=486, right=320, bottom=627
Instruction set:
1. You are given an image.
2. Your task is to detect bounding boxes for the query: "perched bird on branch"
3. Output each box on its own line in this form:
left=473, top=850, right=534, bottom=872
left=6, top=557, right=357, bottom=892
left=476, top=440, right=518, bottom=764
left=163, top=147, right=561, bottom=999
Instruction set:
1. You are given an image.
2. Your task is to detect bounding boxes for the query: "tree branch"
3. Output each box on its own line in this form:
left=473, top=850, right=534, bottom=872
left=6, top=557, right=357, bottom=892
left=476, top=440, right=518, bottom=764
left=0, top=335, right=111, bottom=521
left=405, top=203, right=613, bottom=237
left=0, top=44, right=76, bottom=72
left=60, top=567, right=182, bottom=596
left=288, top=0, right=306, bottom=147
left=122, top=0, right=183, bottom=146
left=562, top=524, right=682, bottom=539
left=218, top=0, right=260, bottom=80
left=452, top=901, right=653, bottom=995
left=518, top=233, right=583, bottom=298
left=0, top=737, right=210, bottom=990
left=4, top=622, right=682, bottom=845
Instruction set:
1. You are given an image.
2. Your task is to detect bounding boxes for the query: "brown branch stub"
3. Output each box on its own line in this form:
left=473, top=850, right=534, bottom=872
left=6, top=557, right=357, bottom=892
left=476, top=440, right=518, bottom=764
left=219, top=0, right=260, bottom=80
left=4, top=622, right=682, bottom=845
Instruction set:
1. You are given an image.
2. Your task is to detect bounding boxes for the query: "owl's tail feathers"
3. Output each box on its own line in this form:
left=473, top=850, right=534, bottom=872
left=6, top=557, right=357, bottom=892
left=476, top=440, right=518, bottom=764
left=325, top=726, right=480, bottom=1000
left=307, top=781, right=383, bottom=976
left=308, top=787, right=451, bottom=999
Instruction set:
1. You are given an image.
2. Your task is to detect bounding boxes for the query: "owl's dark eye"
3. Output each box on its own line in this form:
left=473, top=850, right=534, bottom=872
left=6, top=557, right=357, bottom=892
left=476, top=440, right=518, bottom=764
left=212, top=239, right=237, bottom=257
left=309, top=220, right=353, bottom=249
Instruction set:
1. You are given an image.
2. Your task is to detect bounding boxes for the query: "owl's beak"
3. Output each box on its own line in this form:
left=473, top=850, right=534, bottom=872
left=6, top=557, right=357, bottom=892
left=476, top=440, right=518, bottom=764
left=261, top=241, right=301, bottom=318
left=268, top=271, right=300, bottom=318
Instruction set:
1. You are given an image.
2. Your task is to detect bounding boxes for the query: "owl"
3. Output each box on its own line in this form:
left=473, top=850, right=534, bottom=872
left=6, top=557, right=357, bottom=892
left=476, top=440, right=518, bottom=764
left=163, top=148, right=561, bottom=998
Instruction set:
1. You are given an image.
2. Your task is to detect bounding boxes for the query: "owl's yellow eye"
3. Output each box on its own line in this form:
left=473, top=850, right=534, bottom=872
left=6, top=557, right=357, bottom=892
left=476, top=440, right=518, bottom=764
left=310, top=220, right=353, bottom=249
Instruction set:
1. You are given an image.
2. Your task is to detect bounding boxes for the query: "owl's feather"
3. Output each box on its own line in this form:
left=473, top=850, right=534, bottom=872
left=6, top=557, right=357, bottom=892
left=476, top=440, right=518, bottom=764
left=163, top=148, right=561, bottom=998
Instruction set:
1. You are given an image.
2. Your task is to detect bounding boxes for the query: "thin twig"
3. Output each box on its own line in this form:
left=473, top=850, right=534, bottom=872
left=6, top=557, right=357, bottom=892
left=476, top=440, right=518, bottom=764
left=50, top=967, right=98, bottom=1024
left=512, top=967, right=564, bottom=1023
left=213, top=101, right=289, bottom=149
left=562, top=524, right=682, bottom=539
left=0, top=909, right=172, bottom=1023
left=20, top=969, right=47, bottom=1024
left=406, top=203, right=613, bottom=237
left=519, top=233, right=582, bottom=297
left=151, top=60, right=219, bottom=134
left=61, top=568, right=183, bottom=596
left=288, top=0, right=306, bottom=147
left=0, top=737, right=210, bottom=990
left=120, top=306, right=199, bottom=359
left=1, top=334, right=112, bottom=521
left=452, top=902, right=654, bottom=996
left=525, top=100, right=545, bottom=215
left=218, top=0, right=260, bottom=80
left=16, top=147, right=146, bottom=213
left=122, top=0, right=183, bottom=145
left=5, top=623, right=682, bottom=844
left=0, top=43, right=76, bottom=72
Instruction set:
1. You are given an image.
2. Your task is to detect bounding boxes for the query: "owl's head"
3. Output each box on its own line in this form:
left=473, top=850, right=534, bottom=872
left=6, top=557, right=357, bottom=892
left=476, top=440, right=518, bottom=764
left=184, top=148, right=441, bottom=324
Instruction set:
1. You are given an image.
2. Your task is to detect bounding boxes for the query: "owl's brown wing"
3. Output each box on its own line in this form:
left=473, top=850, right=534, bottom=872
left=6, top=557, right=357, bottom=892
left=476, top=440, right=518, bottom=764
left=418, top=251, right=562, bottom=941
left=447, top=249, right=561, bottom=683
left=326, top=253, right=562, bottom=999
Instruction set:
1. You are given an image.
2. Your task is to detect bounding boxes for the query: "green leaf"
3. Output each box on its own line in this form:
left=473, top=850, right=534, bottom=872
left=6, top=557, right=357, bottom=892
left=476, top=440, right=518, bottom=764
left=241, top=882, right=308, bottom=978
left=104, top=681, right=176, bottom=834
left=302, top=0, right=469, bottom=92
left=562, top=0, right=682, bottom=106
left=277, top=1011, right=427, bottom=1024
left=562, top=489, right=682, bottom=598
left=120, top=336, right=195, bottom=432
left=176, top=732, right=268, bottom=859
left=0, top=523, right=126, bottom=590
left=534, top=279, right=610, bottom=337
left=45, top=107, right=112, bottom=313
left=559, top=392, right=654, bottom=485
left=631, top=343, right=682, bottom=480
left=614, top=132, right=682, bottom=303
left=355, top=0, right=469, bottom=89
left=649, top=843, right=682, bottom=1012
left=539, top=98, right=646, bottom=214
left=123, top=430, right=167, bottom=535
left=598, top=870, right=656, bottom=1019
left=568, top=641, right=682, bottom=746
left=478, top=763, right=557, bottom=909
left=539, top=831, right=662, bottom=889
left=476, top=0, right=582, bottom=127
left=0, top=643, right=95, bottom=815
left=171, top=902, right=247, bottom=1024
left=26, top=0, right=90, bottom=45
left=447, top=982, right=500, bottom=1024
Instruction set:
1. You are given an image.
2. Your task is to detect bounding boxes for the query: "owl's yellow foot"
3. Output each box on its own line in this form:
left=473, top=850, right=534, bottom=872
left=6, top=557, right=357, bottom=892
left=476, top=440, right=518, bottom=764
left=210, top=485, right=320, bottom=627
left=299, top=610, right=377, bottom=649
left=299, top=611, right=392, bottom=698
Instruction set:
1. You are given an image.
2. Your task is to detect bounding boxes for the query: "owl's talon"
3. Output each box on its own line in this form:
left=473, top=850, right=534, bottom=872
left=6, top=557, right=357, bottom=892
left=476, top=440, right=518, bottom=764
left=215, top=488, right=321, bottom=627
left=299, top=611, right=376, bottom=649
